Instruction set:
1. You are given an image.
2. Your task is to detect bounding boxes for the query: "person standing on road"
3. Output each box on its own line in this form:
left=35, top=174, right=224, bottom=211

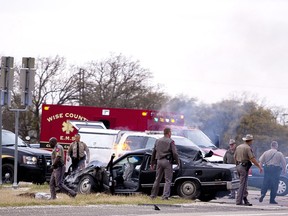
left=67, top=133, right=90, bottom=172
left=223, top=138, right=237, bottom=199
left=150, top=127, right=180, bottom=200
left=259, top=141, right=286, bottom=204
left=234, top=134, right=262, bottom=206
left=49, top=137, right=77, bottom=199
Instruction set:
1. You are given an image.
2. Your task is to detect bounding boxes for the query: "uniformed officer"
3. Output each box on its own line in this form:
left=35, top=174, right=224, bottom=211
left=259, top=141, right=286, bottom=204
left=67, top=133, right=90, bottom=172
left=150, top=127, right=180, bottom=200
left=49, top=137, right=77, bottom=199
left=223, top=139, right=237, bottom=164
left=234, top=134, right=262, bottom=206
left=223, top=138, right=237, bottom=199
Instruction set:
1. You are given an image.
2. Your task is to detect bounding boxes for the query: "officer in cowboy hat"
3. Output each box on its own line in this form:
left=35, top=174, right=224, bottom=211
left=234, top=134, right=262, bottom=206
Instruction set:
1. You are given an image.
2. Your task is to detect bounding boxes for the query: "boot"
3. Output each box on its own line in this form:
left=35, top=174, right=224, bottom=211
left=243, top=197, right=252, bottom=206
left=259, top=195, right=264, bottom=203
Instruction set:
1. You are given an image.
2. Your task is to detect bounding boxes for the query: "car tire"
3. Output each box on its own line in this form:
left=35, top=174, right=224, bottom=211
left=277, top=177, right=288, bottom=196
left=177, top=180, right=201, bottom=199
left=77, top=175, right=96, bottom=194
left=2, top=163, right=14, bottom=184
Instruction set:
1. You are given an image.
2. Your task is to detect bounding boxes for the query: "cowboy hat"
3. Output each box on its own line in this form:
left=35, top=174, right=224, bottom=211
left=242, top=134, right=253, bottom=141
left=229, top=139, right=236, bottom=145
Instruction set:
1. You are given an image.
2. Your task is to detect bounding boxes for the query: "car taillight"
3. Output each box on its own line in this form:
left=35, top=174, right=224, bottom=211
left=248, top=168, right=252, bottom=176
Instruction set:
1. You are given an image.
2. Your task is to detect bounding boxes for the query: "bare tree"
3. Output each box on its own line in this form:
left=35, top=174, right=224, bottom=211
left=4, top=56, right=80, bottom=141
left=80, top=54, right=167, bottom=109
left=2, top=54, right=169, bottom=141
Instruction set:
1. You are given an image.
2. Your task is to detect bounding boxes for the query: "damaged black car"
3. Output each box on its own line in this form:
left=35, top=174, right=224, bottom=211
left=64, top=145, right=240, bottom=201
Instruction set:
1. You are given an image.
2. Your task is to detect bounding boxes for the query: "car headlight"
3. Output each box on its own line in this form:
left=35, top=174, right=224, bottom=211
left=23, top=156, right=38, bottom=165
left=232, top=170, right=239, bottom=180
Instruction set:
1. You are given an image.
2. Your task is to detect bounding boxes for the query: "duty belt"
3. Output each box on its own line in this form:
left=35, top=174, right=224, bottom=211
left=236, top=161, right=249, bottom=166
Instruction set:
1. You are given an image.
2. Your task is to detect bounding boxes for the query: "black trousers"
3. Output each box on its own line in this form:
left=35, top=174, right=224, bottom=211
left=71, top=156, right=86, bottom=171
left=261, top=166, right=281, bottom=202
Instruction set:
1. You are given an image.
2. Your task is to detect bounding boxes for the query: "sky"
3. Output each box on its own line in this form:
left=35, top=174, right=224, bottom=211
left=1, top=0, right=288, bottom=108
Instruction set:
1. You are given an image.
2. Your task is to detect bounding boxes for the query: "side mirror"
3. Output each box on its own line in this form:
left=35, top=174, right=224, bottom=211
left=204, top=150, right=214, bottom=158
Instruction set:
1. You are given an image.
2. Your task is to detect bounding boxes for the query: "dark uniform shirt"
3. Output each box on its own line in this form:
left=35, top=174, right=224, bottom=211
left=151, top=137, right=179, bottom=165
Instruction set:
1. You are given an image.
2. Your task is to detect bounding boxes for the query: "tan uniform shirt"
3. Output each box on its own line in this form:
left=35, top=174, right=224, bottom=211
left=259, top=149, right=286, bottom=168
left=68, top=141, right=90, bottom=160
left=52, top=144, right=64, bottom=164
left=234, top=143, right=255, bottom=163
left=223, top=149, right=236, bottom=164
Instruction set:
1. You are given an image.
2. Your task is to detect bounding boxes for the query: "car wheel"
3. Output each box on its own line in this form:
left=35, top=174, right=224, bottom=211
left=177, top=180, right=200, bottom=199
left=277, top=177, right=288, bottom=196
left=77, top=175, right=96, bottom=194
left=2, top=164, right=14, bottom=184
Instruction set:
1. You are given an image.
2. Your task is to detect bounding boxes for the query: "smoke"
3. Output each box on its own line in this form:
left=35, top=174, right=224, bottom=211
left=159, top=95, right=245, bottom=148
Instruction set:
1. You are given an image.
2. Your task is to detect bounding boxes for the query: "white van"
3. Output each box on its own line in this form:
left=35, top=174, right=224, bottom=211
left=66, top=121, right=120, bottom=172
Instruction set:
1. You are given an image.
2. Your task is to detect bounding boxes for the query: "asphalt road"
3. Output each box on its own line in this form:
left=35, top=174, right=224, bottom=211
left=1, top=190, right=288, bottom=216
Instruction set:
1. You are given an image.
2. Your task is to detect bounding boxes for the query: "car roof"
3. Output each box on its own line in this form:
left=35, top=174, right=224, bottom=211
left=120, top=131, right=149, bottom=137
left=78, top=128, right=121, bottom=135
left=147, top=134, right=200, bottom=146
left=147, top=134, right=187, bottom=139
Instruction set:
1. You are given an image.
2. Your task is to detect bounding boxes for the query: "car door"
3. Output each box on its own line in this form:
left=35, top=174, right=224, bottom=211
left=138, top=155, right=156, bottom=188
left=111, top=154, right=144, bottom=193
left=138, top=154, right=180, bottom=189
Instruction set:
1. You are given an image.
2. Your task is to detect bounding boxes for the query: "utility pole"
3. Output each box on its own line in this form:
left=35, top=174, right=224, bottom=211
left=0, top=56, right=14, bottom=185
left=283, top=114, right=288, bottom=126
left=9, top=57, right=35, bottom=188
left=78, top=68, right=85, bottom=105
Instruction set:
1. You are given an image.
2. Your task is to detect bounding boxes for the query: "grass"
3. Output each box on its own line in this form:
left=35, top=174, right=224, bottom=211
left=0, top=182, right=193, bottom=207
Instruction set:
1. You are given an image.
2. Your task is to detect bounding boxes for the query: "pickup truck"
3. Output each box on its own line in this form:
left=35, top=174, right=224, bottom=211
left=2, top=129, right=52, bottom=184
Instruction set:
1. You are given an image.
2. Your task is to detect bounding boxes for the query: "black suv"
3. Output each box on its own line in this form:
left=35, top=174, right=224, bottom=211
left=64, top=145, right=240, bottom=201
left=1, top=130, right=52, bottom=184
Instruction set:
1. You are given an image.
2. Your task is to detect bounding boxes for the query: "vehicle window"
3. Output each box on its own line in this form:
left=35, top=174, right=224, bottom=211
left=2, top=131, right=26, bottom=147
left=80, top=133, right=116, bottom=149
left=124, top=136, right=147, bottom=150
left=173, top=137, right=199, bottom=148
left=143, top=155, right=151, bottom=171
left=145, top=137, right=157, bottom=149
left=114, top=155, right=144, bottom=167
left=183, top=130, right=216, bottom=148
